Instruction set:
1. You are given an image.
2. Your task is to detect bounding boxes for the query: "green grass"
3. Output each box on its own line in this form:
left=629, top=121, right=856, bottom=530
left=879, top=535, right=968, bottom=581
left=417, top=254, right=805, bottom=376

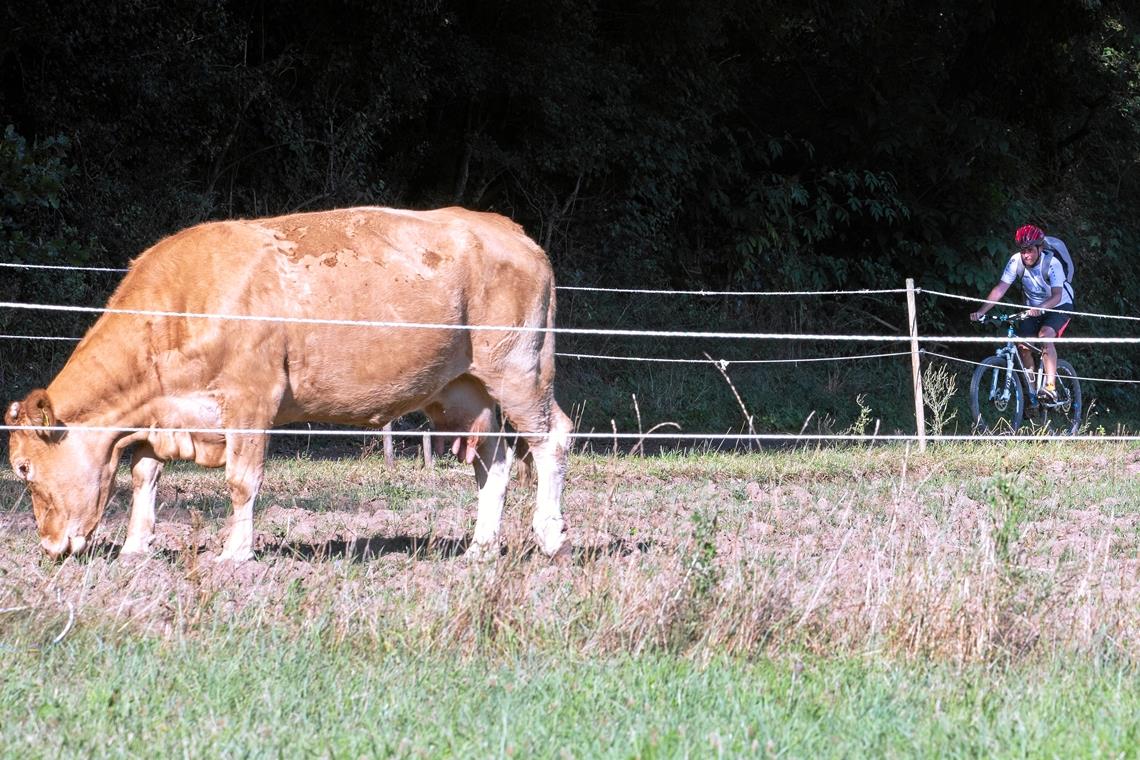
left=6, top=442, right=1140, bottom=756
left=3, top=627, right=1140, bottom=757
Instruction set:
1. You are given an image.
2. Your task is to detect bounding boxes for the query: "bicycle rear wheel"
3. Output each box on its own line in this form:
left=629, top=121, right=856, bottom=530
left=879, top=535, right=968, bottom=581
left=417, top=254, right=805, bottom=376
left=1041, top=360, right=1082, bottom=435
left=969, top=355, right=1024, bottom=433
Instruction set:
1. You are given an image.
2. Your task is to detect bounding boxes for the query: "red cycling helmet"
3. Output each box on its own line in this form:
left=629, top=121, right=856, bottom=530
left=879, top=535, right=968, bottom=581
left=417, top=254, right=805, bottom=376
left=1015, top=224, right=1045, bottom=249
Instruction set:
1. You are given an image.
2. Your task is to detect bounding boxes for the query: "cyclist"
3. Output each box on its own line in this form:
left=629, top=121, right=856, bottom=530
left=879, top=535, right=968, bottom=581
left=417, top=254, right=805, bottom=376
left=969, top=224, right=1074, bottom=402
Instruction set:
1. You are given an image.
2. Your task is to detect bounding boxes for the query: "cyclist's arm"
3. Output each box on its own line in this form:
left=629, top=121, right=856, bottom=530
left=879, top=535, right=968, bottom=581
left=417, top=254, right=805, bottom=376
left=1028, top=286, right=1063, bottom=317
left=971, top=281, right=1011, bottom=321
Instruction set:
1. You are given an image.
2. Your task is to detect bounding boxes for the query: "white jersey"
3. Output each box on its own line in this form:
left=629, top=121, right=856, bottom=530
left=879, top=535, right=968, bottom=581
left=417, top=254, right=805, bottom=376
left=999, top=252, right=1073, bottom=308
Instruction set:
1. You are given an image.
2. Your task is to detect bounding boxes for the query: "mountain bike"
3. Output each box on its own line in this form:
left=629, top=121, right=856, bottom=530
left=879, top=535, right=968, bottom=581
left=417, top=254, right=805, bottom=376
left=968, top=311, right=1082, bottom=435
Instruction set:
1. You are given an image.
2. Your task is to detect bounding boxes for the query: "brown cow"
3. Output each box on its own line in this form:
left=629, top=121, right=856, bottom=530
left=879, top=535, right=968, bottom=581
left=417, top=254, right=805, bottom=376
left=5, top=207, right=574, bottom=562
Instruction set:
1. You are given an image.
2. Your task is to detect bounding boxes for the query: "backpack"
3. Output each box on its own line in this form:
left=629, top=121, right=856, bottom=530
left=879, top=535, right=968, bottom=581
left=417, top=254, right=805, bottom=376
left=1015, top=235, right=1074, bottom=301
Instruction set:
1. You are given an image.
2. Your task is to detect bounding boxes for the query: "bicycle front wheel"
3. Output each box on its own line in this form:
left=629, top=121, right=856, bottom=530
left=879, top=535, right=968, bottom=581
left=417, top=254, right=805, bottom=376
left=1042, top=360, right=1082, bottom=435
left=969, top=355, right=1024, bottom=434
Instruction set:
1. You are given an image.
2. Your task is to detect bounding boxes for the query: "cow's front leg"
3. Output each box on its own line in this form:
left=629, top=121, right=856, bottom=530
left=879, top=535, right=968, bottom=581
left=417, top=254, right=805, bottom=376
left=122, top=443, right=163, bottom=555
left=464, top=435, right=514, bottom=561
left=217, top=432, right=267, bottom=562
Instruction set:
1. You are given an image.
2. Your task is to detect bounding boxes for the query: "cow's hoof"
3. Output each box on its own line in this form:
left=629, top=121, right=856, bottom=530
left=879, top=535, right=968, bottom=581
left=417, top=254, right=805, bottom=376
left=120, top=535, right=154, bottom=557
left=463, top=541, right=499, bottom=562
left=551, top=542, right=573, bottom=566
left=215, top=549, right=254, bottom=564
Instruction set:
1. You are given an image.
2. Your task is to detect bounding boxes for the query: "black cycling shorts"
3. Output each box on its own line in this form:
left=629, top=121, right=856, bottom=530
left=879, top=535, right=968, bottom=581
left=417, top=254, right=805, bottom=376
left=1017, top=303, right=1073, bottom=338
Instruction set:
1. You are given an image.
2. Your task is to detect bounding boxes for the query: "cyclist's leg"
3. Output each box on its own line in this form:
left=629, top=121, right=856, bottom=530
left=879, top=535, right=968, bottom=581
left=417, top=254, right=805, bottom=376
left=1038, top=325, right=1058, bottom=389
left=1038, top=306, right=1073, bottom=393
left=1016, top=315, right=1042, bottom=388
left=1016, top=344, right=1038, bottom=400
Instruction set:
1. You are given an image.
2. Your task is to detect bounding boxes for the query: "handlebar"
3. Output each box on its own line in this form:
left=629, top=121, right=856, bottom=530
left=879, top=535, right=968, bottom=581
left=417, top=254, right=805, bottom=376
left=974, top=310, right=1033, bottom=325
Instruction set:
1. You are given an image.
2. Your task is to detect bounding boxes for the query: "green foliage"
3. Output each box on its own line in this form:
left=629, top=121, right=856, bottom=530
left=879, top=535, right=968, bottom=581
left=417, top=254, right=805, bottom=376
left=1, top=126, right=67, bottom=213
left=985, top=471, right=1034, bottom=565
left=3, top=1, right=1140, bottom=423
left=846, top=393, right=876, bottom=437
left=0, top=125, right=98, bottom=389
left=0, top=126, right=84, bottom=264
left=923, top=361, right=960, bottom=437
left=3, top=1, right=1138, bottom=290
left=688, top=504, right=722, bottom=600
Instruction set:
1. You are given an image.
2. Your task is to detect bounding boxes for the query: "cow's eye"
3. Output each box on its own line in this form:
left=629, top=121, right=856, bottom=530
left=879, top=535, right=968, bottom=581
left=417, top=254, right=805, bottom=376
left=15, top=461, right=31, bottom=480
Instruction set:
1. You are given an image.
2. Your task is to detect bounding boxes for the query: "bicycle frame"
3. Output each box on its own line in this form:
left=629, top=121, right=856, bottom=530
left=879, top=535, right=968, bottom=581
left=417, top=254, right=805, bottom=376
left=984, top=313, right=1063, bottom=408
left=987, top=320, right=1037, bottom=405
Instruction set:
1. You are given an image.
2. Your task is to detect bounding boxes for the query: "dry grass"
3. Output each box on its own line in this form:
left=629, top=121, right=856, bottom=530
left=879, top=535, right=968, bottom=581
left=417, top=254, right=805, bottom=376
left=3, top=442, right=1140, bottom=664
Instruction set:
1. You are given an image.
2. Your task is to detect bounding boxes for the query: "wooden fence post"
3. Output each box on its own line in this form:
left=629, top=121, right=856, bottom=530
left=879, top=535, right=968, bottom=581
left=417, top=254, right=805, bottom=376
left=906, top=278, right=927, bottom=452
left=382, top=421, right=394, bottom=469
left=422, top=432, right=434, bottom=468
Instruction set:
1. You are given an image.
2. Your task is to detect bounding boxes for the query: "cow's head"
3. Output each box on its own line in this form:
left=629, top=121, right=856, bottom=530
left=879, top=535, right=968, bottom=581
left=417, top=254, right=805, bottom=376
left=6, top=389, right=118, bottom=559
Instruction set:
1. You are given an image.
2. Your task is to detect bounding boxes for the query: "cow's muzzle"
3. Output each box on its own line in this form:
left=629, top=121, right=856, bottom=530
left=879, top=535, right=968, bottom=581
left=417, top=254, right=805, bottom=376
left=41, top=533, right=88, bottom=560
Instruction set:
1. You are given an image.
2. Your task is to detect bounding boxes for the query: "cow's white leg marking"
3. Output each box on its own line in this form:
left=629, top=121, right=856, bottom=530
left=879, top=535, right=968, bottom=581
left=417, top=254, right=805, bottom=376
left=528, top=407, right=573, bottom=557
left=217, top=432, right=266, bottom=563
left=122, top=445, right=163, bottom=555
left=464, top=437, right=514, bottom=560
left=219, top=494, right=257, bottom=562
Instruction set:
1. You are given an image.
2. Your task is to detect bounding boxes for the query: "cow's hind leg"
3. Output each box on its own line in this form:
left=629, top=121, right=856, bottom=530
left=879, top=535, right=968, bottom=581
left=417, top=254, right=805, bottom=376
left=122, top=443, right=163, bottom=555
left=498, top=395, right=573, bottom=558
left=529, top=404, right=573, bottom=558
left=463, top=434, right=514, bottom=560
left=425, top=377, right=513, bottom=560
left=217, top=432, right=268, bottom=562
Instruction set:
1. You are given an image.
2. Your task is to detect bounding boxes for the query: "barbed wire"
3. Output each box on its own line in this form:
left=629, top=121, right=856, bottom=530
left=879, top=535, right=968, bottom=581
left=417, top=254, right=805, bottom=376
left=922, top=350, right=1140, bottom=385
left=7, top=297, right=1140, bottom=343
left=558, top=350, right=912, bottom=365
left=4, top=330, right=1128, bottom=382
left=923, top=335, right=1140, bottom=344
left=0, top=333, right=910, bottom=366
left=3, top=259, right=1137, bottom=325
left=558, top=285, right=907, bottom=296
left=923, top=288, right=1140, bottom=323
left=0, top=298, right=915, bottom=341
left=0, top=260, right=909, bottom=297
left=0, top=261, right=128, bottom=273
left=0, top=334, right=79, bottom=342
left=3, top=272, right=1139, bottom=446
left=3, top=423, right=1140, bottom=443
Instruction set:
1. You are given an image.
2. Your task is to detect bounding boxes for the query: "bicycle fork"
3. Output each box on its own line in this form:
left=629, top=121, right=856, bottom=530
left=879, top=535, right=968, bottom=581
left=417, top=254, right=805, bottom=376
left=989, top=350, right=1017, bottom=405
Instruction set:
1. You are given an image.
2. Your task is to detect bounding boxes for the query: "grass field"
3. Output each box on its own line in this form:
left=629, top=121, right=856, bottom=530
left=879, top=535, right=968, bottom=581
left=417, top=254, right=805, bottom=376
left=4, top=442, right=1140, bottom=756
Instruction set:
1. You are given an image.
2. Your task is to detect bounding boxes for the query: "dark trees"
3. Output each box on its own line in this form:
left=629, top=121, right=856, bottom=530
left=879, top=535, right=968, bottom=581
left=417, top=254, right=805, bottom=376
left=3, top=0, right=1140, bottom=419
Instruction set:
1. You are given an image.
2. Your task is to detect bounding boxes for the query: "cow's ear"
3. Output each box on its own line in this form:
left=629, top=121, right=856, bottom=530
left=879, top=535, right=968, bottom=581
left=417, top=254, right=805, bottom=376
left=10, top=389, right=58, bottom=440
left=27, top=389, right=55, bottom=433
left=4, top=401, right=20, bottom=426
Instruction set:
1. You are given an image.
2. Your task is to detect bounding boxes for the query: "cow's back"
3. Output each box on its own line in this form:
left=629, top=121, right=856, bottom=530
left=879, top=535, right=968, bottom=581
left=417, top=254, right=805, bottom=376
left=52, top=207, right=554, bottom=428
left=257, top=208, right=555, bottom=424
